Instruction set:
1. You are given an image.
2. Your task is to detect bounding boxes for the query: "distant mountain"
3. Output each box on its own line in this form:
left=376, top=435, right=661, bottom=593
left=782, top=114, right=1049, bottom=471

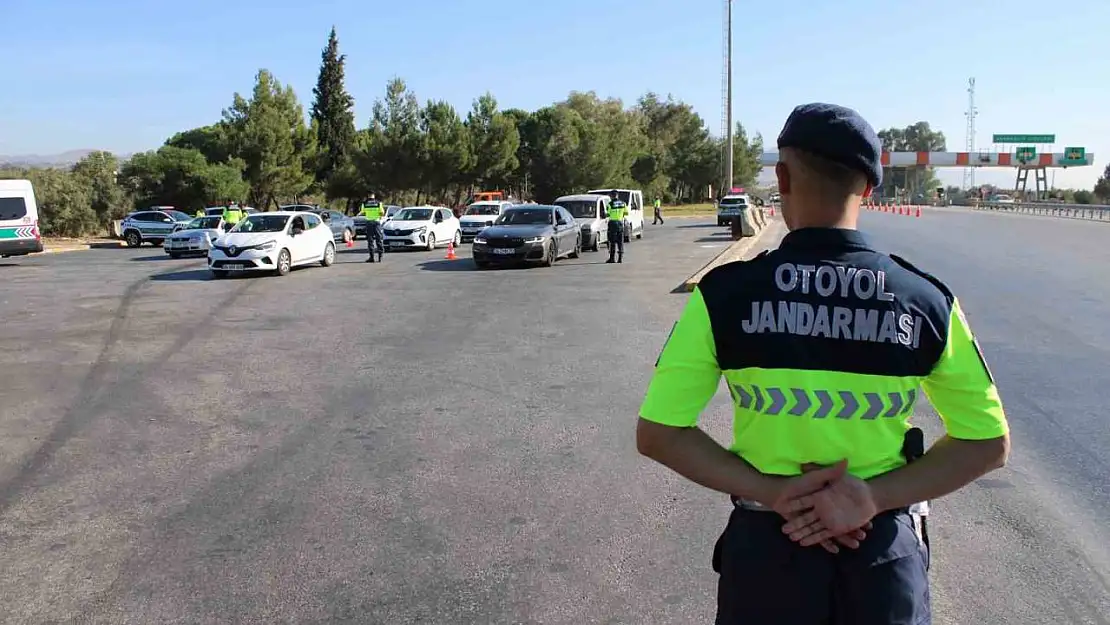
left=0, top=149, right=111, bottom=169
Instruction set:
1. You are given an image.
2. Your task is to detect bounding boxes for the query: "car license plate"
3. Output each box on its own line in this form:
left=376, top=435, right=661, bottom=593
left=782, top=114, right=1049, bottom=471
left=492, top=248, right=515, bottom=255
left=389, top=241, right=403, bottom=246
left=225, top=264, right=245, bottom=270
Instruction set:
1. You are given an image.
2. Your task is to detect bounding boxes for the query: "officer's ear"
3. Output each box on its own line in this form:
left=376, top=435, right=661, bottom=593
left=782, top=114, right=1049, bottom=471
left=775, top=161, right=791, bottom=195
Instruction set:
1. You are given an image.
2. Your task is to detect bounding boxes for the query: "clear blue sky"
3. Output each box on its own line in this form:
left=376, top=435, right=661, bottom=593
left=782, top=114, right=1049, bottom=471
left=3, top=0, right=1108, bottom=188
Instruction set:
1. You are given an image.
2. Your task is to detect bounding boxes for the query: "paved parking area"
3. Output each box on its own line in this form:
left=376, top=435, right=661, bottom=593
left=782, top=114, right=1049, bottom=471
left=0, top=221, right=758, bottom=624
left=4, top=209, right=1108, bottom=624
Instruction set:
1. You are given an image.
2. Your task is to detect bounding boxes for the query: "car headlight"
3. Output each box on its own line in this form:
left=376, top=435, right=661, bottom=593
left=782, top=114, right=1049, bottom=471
left=474, top=236, right=487, bottom=245
left=414, top=226, right=427, bottom=234
left=524, top=236, right=546, bottom=243
left=257, top=240, right=276, bottom=251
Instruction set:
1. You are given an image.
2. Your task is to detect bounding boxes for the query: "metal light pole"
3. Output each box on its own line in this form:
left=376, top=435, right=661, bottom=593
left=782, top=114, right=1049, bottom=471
left=725, top=0, right=734, bottom=192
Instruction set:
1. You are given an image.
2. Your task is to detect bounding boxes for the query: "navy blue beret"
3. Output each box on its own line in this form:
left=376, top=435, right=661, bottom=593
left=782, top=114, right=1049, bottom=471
left=776, top=103, right=883, bottom=188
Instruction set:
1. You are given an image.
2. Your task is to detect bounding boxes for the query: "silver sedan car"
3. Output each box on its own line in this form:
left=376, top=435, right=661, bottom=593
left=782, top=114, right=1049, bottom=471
left=164, top=215, right=225, bottom=258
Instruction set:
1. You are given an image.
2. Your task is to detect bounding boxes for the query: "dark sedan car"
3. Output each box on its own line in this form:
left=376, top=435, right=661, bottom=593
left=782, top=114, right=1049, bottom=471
left=471, top=205, right=581, bottom=269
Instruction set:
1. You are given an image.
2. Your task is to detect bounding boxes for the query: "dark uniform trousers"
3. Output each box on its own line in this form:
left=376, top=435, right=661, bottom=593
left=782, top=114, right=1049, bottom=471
left=713, top=506, right=931, bottom=625
left=366, top=221, right=384, bottom=259
left=653, top=207, right=664, bottom=224
left=607, top=221, right=624, bottom=261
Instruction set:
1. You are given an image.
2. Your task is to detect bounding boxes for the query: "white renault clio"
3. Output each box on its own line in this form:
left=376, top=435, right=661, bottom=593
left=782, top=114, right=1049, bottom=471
left=207, top=211, right=335, bottom=278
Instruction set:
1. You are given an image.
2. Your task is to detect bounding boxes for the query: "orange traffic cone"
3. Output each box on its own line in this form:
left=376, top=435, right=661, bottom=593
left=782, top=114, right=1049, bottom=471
left=445, top=241, right=457, bottom=260
left=769, top=206, right=775, bottom=216
left=344, top=231, right=354, bottom=248
left=915, top=206, right=922, bottom=218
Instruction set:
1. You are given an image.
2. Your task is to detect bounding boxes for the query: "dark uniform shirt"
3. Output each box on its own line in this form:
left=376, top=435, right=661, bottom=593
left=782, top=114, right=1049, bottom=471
left=640, top=227, right=1007, bottom=479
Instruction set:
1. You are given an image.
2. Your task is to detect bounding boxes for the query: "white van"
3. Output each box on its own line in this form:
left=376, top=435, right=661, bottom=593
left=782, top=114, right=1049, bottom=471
left=554, top=193, right=610, bottom=252
left=587, top=188, right=645, bottom=242
left=0, top=179, right=44, bottom=258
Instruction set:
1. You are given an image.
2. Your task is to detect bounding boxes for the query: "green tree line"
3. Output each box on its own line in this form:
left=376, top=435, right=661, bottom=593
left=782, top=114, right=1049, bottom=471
left=0, top=28, right=765, bottom=237
left=5, top=27, right=1108, bottom=237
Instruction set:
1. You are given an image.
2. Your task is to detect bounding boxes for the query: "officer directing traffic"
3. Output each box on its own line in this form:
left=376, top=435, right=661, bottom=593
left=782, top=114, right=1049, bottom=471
left=606, top=198, right=628, bottom=264
left=222, top=202, right=244, bottom=227
left=636, top=102, right=1010, bottom=625
left=361, top=194, right=385, bottom=263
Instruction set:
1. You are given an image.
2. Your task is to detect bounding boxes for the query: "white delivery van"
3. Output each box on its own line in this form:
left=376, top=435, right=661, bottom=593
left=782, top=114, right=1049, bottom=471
left=0, top=179, right=44, bottom=257
left=587, top=188, right=644, bottom=242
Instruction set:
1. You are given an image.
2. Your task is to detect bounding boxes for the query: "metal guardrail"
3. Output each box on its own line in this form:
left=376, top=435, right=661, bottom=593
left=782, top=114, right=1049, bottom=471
left=968, top=201, right=1110, bottom=222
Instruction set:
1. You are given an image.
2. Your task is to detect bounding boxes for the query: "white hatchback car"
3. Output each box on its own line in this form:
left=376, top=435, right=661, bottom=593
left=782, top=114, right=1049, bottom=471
left=207, top=211, right=336, bottom=278
left=382, top=206, right=461, bottom=251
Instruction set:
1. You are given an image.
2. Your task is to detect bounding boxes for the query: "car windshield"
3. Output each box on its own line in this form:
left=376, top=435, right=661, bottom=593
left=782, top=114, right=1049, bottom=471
left=186, top=217, right=222, bottom=230
left=554, top=201, right=598, bottom=219
left=166, top=210, right=192, bottom=221
left=395, top=208, right=433, bottom=221
left=465, top=204, right=501, bottom=216
left=720, top=197, right=748, bottom=207
left=231, top=214, right=289, bottom=233
left=497, top=208, right=554, bottom=225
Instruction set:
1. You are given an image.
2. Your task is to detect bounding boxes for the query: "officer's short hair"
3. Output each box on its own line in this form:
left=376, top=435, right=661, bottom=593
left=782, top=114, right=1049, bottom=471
left=783, top=147, right=868, bottom=196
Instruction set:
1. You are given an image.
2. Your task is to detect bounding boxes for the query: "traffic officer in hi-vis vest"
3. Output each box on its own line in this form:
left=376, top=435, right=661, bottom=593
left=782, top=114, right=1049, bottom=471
left=195, top=209, right=204, bottom=218
left=636, top=103, right=1010, bottom=625
left=361, top=195, right=385, bottom=263
left=653, top=197, right=664, bottom=225
left=606, top=199, right=628, bottom=264
left=223, top=203, right=243, bottom=226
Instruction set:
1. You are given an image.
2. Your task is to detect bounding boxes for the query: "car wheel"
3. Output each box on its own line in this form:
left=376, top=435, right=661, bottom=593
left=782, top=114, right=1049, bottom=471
left=275, top=249, right=292, bottom=276
left=321, top=242, right=335, bottom=267
left=569, top=234, right=581, bottom=259
left=425, top=233, right=436, bottom=251
left=124, top=230, right=142, bottom=248
left=542, top=242, right=555, bottom=267
left=453, top=229, right=461, bottom=246
left=211, top=269, right=227, bottom=279
left=636, top=225, right=643, bottom=240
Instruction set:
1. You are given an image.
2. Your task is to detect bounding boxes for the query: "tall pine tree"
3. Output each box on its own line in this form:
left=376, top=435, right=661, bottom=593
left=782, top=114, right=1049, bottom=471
left=310, top=27, right=356, bottom=187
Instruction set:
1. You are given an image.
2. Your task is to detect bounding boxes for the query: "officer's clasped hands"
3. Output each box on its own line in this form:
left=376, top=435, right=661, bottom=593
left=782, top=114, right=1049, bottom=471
left=770, top=459, right=880, bottom=552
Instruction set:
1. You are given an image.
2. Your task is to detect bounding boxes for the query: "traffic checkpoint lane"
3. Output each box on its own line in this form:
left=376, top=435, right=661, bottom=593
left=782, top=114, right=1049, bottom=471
left=861, top=206, right=1110, bottom=624
left=0, top=219, right=750, bottom=624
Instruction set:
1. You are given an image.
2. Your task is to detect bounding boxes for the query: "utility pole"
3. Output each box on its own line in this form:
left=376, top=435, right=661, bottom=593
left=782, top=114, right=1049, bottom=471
left=725, top=0, right=734, bottom=192
left=964, top=77, right=977, bottom=190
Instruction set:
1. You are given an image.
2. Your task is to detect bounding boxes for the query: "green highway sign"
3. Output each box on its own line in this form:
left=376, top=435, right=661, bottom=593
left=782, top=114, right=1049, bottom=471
left=993, top=134, right=1055, bottom=144
left=1016, top=147, right=1037, bottom=163
left=1059, top=147, right=1087, bottom=165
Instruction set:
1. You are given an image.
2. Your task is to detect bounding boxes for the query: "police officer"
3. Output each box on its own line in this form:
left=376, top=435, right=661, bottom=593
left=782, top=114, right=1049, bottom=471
left=605, top=198, right=628, bottom=264
left=223, top=202, right=243, bottom=226
left=361, top=195, right=385, bottom=263
left=635, top=103, right=1010, bottom=625
left=195, top=209, right=204, bottom=218
left=653, top=197, right=664, bottom=225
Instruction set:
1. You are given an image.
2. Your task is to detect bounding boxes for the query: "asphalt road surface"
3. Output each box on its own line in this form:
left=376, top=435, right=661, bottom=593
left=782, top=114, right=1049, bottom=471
left=1, top=210, right=1107, bottom=625
left=861, top=206, right=1110, bottom=625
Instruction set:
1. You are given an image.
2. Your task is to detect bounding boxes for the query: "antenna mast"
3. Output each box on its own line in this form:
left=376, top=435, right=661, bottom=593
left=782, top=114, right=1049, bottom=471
left=722, top=0, right=734, bottom=192
left=720, top=0, right=733, bottom=194
left=964, top=77, right=978, bottom=189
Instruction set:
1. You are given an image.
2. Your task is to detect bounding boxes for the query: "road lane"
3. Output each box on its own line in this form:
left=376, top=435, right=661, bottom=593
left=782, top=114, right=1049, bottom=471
left=0, top=222, right=764, bottom=624
left=861, top=207, right=1110, bottom=625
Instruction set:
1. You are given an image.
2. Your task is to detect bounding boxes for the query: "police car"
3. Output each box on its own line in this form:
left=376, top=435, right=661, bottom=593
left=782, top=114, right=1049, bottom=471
left=120, top=208, right=195, bottom=247
left=717, top=194, right=751, bottom=226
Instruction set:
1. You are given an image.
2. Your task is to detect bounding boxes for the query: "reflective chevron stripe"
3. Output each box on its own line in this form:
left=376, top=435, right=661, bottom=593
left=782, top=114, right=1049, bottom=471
left=0, top=226, right=37, bottom=239
left=731, top=384, right=917, bottom=420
